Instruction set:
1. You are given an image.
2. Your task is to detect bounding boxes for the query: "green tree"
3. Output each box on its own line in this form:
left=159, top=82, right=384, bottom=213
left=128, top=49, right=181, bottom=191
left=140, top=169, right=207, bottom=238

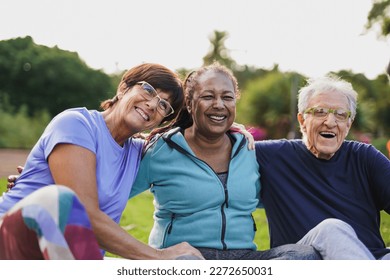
left=0, top=106, right=50, bottom=148
left=234, top=64, right=274, bottom=94
left=365, top=0, right=390, bottom=37
left=333, top=70, right=390, bottom=138
left=202, top=30, right=236, bottom=69
left=200, top=30, right=390, bottom=142
left=237, top=70, right=305, bottom=139
left=371, top=74, right=390, bottom=136
left=0, top=36, right=114, bottom=118
left=332, top=70, right=376, bottom=134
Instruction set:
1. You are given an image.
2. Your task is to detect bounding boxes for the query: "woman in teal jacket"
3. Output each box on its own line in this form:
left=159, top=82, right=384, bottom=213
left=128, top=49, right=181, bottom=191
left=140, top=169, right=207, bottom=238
left=130, top=63, right=320, bottom=260
left=132, top=127, right=260, bottom=251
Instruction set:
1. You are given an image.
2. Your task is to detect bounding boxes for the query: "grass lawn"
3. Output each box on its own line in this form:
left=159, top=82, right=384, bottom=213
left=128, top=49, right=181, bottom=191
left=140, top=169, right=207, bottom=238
left=120, top=191, right=390, bottom=252
left=1, top=178, right=389, bottom=257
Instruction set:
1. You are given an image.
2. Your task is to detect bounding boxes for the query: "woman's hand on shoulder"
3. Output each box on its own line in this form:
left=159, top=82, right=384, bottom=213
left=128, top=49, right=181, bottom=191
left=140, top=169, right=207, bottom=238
left=230, top=122, right=255, bottom=150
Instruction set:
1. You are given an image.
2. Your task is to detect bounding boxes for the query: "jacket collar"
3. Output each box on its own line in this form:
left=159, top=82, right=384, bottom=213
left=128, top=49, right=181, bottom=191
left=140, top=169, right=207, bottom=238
left=162, top=127, right=247, bottom=158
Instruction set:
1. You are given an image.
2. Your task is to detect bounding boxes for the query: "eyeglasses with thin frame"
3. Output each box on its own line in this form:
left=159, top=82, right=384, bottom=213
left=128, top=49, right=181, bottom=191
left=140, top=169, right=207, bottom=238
left=304, top=107, right=351, bottom=122
left=136, top=81, right=174, bottom=117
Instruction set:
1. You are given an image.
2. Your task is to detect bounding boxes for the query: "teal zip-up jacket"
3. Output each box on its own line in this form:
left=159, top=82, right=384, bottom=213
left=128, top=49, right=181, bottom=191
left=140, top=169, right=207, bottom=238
left=130, top=128, right=261, bottom=250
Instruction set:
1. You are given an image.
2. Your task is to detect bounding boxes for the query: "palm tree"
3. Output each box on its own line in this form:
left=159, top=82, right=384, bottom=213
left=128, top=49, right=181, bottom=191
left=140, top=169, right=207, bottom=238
left=202, top=30, right=236, bottom=69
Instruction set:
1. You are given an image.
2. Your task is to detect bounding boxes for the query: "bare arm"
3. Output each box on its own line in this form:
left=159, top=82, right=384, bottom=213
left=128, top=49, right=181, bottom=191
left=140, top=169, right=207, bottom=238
left=48, top=143, right=203, bottom=259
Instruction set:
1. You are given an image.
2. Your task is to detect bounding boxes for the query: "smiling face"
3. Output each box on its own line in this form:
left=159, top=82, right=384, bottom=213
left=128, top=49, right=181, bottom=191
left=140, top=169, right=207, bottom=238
left=115, top=84, right=172, bottom=135
left=298, top=91, right=352, bottom=160
left=188, top=71, right=236, bottom=139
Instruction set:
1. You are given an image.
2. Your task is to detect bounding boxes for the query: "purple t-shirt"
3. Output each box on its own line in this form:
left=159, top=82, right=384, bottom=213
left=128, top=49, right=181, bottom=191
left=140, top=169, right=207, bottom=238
left=0, top=107, right=144, bottom=223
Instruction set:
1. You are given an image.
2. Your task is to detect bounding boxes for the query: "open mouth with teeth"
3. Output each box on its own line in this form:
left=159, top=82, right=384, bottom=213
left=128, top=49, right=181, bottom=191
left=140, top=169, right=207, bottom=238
left=320, top=132, right=336, bottom=138
left=135, top=107, right=150, bottom=121
left=208, top=115, right=227, bottom=121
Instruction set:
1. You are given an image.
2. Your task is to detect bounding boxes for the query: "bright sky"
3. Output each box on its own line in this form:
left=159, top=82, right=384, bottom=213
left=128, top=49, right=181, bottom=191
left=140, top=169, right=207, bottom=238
left=1, top=0, right=389, bottom=79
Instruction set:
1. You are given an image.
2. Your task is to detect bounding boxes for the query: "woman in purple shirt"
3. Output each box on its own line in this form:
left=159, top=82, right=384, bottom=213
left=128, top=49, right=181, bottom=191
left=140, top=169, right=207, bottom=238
left=0, top=63, right=203, bottom=260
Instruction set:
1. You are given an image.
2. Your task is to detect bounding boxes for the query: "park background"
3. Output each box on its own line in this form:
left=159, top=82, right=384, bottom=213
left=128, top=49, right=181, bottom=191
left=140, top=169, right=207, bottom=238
left=0, top=0, right=389, bottom=256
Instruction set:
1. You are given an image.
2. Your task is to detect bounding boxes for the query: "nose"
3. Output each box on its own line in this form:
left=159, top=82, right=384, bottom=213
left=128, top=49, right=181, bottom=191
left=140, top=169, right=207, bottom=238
left=212, top=97, right=224, bottom=108
left=145, top=96, right=159, bottom=111
left=323, top=112, right=337, bottom=126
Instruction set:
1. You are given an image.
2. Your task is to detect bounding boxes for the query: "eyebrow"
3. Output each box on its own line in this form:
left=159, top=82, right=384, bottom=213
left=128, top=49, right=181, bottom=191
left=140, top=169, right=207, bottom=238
left=202, top=89, right=234, bottom=94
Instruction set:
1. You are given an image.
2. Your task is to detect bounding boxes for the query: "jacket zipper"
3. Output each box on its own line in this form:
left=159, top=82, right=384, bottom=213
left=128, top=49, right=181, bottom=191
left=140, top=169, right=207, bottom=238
left=220, top=178, right=229, bottom=250
left=218, top=134, right=245, bottom=250
left=163, top=131, right=247, bottom=250
left=167, top=213, right=176, bottom=234
left=163, top=213, right=176, bottom=247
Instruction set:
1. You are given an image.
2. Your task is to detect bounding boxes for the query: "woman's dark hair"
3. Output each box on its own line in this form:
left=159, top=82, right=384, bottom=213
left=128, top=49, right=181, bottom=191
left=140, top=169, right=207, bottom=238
left=100, top=63, right=184, bottom=123
left=148, top=62, right=239, bottom=139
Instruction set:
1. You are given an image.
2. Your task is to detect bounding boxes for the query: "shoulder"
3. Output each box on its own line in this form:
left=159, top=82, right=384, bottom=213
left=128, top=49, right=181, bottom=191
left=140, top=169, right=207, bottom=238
left=228, top=130, right=245, bottom=141
left=341, top=141, right=390, bottom=180
left=341, top=140, right=385, bottom=160
left=48, top=107, right=98, bottom=129
left=341, top=140, right=378, bottom=154
left=55, top=107, right=92, bottom=119
left=39, top=108, right=100, bottom=156
left=128, top=137, right=145, bottom=154
left=254, top=139, right=305, bottom=163
left=255, top=138, right=300, bottom=151
left=142, top=128, right=182, bottom=157
left=227, top=131, right=253, bottom=155
left=142, top=133, right=164, bottom=157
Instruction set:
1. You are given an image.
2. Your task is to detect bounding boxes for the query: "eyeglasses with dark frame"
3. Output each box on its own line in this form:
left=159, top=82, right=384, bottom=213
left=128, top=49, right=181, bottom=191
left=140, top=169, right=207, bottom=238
left=136, top=81, right=174, bottom=117
left=304, top=107, right=351, bottom=122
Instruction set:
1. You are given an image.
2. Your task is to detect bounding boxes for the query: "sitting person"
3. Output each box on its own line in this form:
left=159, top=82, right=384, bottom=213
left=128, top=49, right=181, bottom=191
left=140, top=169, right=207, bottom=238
left=130, top=63, right=319, bottom=259
left=6, top=65, right=378, bottom=260
left=130, top=63, right=374, bottom=259
left=256, top=75, right=390, bottom=259
left=0, top=63, right=203, bottom=260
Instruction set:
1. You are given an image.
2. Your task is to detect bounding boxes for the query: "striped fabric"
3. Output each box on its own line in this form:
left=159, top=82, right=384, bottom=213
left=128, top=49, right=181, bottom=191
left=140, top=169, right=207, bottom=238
left=0, top=185, right=103, bottom=259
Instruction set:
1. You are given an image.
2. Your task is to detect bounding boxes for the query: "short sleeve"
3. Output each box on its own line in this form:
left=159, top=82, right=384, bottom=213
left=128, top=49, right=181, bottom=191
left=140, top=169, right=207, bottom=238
left=40, top=109, right=97, bottom=160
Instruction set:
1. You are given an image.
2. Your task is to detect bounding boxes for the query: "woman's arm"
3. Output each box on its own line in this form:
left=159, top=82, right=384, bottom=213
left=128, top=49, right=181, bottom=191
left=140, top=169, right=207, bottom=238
left=48, top=143, right=203, bottom=259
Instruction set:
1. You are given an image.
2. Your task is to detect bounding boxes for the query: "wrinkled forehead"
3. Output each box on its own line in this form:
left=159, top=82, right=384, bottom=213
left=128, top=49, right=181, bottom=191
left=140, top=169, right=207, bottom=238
left=308, top=91, right=349, bottom=109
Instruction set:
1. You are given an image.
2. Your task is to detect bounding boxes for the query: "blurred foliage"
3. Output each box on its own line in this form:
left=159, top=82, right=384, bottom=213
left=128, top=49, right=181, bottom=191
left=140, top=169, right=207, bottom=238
left=333, top=70, right=390, bottom=138
left=0, top=33, right=389, bottom=149
left=0, top=36, right=115, bottom=118
left=203, top=30, right=237, bottom=70
left=236, top=67, right=390, bottom=141
left=372, top=137, right=390, bottom=157
left=199, top=30, right=390, bottom=143
left=237, top=71, right=305, bottom=139
left=0, top=106, right=50, bottom=148
left=365, top=0, right=390, bottom=37
left=1, top=28, right=390, bottom=256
